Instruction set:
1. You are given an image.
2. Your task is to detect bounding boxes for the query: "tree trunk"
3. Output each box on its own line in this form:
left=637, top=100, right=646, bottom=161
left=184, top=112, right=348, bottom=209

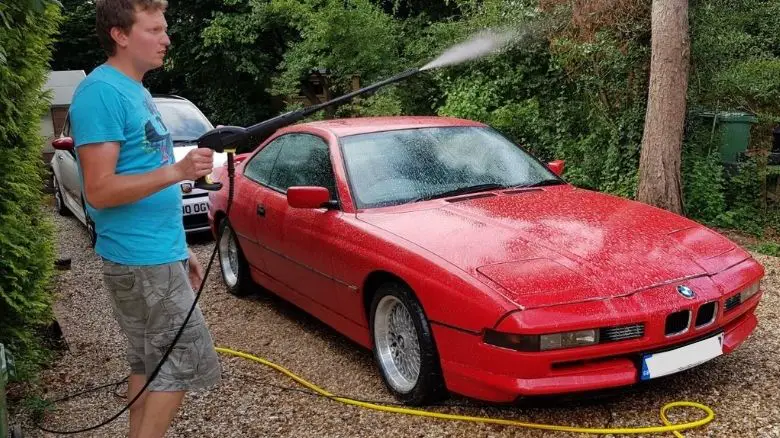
left=636, top=0, right=690, bottom=214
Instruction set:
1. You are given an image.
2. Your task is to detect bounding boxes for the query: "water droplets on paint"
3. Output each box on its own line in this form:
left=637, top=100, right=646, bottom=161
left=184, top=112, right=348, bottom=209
left=420, top=28, right=520, bottom=71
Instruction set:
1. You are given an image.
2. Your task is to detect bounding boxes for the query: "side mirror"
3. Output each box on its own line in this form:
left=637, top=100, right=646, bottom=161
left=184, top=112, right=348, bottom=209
left=287, top=186, right=332, bottom=209
left=52, top=137, right=74, bottom=151
left=547, top=159, right=565, bottom=177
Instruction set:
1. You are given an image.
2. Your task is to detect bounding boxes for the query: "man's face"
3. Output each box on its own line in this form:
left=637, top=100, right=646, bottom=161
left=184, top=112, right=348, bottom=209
left=122, top=7, right=170, bottom=71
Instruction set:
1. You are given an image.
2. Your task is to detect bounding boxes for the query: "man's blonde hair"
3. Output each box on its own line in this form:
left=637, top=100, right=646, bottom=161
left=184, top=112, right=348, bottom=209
left=96, top=0, right=168, bottom=57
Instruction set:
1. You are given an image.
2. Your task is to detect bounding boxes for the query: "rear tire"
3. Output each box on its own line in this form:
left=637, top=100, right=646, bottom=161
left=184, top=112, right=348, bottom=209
left=53, top=174, right=71, bottom=216
left=369, top=282, right=446, bottom=405
left=82, top=198, right=97, bottom=248
left=218, top=218, right=253, bottom=296
left=10, top=424, right=23, bottom=438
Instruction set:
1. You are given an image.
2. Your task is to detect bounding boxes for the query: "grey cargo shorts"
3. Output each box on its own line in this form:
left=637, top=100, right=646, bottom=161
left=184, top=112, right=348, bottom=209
left=102, top=258, right=221, bottom=392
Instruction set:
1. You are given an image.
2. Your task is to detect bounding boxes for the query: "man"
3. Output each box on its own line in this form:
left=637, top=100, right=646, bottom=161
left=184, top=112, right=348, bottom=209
left=68, top=0, right=221, bottom=437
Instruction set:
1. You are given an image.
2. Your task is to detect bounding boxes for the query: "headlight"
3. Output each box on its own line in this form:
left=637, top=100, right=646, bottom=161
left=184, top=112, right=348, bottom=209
left=740, top=280, right=761, bottom=302
left=483, top=328, right=599, bottom=352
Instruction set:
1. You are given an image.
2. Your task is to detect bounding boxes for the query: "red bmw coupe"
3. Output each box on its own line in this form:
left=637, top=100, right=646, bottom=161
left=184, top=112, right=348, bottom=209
left=207, top=116, right=765, bottom=405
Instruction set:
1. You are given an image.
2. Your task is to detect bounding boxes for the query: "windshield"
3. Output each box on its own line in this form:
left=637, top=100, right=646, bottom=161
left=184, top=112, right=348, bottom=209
left=156, top=100, right=214, bottom=143
left=340, top=126, right=561, bottom=209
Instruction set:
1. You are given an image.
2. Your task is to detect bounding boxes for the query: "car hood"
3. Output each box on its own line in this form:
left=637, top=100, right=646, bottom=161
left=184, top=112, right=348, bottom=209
left=357, top=186, right=750, bottom=308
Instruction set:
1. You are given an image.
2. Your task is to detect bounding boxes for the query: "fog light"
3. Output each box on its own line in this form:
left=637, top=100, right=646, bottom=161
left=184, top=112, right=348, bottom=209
left=540, top=329, right=599, bottom=351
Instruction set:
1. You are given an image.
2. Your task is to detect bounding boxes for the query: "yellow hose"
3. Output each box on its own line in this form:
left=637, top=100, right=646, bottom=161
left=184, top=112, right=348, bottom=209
left=215, top=346, right=714, bottom=437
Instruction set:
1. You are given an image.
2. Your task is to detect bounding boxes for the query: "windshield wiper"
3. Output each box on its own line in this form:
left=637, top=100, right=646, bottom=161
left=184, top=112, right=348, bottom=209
left=413, top=183, right=506, bottom=202
left=512, top=179, right=565, bottom=189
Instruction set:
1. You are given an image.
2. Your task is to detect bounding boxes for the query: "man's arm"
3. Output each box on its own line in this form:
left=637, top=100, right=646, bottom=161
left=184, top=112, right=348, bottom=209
left=78, top=141, right=213, bottom=209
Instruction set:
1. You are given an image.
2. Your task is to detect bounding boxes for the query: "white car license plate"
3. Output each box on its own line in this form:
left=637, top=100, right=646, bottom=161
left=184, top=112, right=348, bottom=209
left=183, top=202, right=208, bottom=216
left=640, top=332, right=724, bottom=381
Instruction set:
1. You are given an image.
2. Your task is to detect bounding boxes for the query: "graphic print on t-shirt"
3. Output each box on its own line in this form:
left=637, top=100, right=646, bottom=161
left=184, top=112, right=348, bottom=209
left=141, top=96, right=174, bottom=165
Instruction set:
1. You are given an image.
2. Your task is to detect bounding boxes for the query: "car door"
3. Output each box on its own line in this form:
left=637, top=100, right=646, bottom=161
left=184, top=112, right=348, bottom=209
left=57, top=116, right=82, bottom=203
left=255, top=133, right=342, bottom=309
left=234, top=136, right=287, bottom=272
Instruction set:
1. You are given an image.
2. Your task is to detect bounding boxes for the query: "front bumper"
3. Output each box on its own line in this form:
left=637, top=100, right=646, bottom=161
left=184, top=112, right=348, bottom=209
left=433, top=302, right=758, bottom=402
left=433, top=259, right=764, bottom=402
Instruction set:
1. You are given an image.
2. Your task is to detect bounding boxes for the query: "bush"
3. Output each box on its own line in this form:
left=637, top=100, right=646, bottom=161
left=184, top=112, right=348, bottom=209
left=0, top=0, right=61, bottom=381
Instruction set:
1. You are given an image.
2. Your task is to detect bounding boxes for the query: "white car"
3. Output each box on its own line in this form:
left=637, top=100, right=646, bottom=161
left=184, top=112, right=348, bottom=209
left=50, top=95, right=227, bottom=246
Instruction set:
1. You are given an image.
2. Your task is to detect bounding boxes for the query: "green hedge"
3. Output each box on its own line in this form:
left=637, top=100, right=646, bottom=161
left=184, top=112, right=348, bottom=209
left=0, top=0, right=62, bottom=381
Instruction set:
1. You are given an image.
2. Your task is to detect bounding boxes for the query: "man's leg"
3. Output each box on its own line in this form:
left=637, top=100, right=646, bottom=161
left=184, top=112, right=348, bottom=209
left=127, top=374, right=148, bottom=438
left=139, top=260, right=221, bottom=437
left=136, top=391, right=185, bottom=438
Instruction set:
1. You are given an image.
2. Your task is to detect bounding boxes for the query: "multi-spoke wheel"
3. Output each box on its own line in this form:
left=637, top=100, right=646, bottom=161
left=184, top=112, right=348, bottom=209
left=370, top=282, right=446, bottom=405
left=218, top=219, right=253, bottom=296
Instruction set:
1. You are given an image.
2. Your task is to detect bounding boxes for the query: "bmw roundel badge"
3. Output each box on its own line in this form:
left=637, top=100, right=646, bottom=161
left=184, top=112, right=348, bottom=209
left=677, top=285, right=696, bottom=299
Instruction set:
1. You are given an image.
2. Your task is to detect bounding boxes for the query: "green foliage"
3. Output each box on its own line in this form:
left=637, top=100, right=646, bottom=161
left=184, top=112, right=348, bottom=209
left=0, top=0, right=60, bottom=381
left=689, top=0, right=780, bottom=115
left=680, top=0, right=780, bottom=235
left=268, top=0, right=403, bottom=99
left=49, top=0, right=104, bottom=73
left=21, top=395, right=54, bottom=424
left=751, top=242, right=780, bottom=257
left=681, top=133, right=727, bottom=223
left=152, top=0, right=295, bottom=127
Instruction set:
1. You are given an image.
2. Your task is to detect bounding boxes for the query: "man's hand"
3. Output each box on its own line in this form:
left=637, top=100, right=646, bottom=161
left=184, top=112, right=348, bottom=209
left=187, top=248, right=205, bottom=291
left=174, top=148, right=214, bottom=181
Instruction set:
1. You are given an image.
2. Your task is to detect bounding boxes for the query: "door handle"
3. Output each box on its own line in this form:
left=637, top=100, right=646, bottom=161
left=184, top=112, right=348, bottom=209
left=256, top=205, right=265, bottom=216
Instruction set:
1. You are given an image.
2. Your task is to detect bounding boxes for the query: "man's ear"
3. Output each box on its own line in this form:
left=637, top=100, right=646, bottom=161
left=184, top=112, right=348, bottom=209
left=110, top=26, right=130, bottom=50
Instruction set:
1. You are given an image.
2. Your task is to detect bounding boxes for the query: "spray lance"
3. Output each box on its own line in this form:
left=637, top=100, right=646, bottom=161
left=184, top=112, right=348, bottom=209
left=192, top=68, right=420, bottom=190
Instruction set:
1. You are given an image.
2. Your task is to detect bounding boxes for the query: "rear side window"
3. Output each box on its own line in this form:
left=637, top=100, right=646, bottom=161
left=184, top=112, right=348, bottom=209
left=244, top=136, right=286, bottom=184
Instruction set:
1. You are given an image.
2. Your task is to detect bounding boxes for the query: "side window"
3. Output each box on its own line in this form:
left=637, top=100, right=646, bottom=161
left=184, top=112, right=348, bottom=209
left=268, top=134, right=336, bottom=198
left=244, top=136, right=285, bottom=184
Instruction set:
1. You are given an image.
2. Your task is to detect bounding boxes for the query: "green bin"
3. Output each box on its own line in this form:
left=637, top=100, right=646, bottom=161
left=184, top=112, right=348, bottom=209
left=698, top=111, right=759, bottom=163
left=0, top=344, right=22, bottom=438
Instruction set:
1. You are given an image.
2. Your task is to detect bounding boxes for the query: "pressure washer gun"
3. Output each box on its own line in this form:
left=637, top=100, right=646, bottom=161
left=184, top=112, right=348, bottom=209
left=192, top=68, right=420, bottom=191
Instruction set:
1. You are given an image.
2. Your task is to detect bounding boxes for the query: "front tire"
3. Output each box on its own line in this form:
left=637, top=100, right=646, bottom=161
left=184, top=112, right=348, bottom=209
left=370, top=282, right=446, bottom=405
left=218, top=219, right=253, bottom=296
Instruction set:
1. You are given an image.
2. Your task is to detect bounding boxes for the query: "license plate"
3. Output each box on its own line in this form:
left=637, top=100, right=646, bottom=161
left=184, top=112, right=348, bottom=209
left=183, top=202, right=208, bottom=216
left=640, top=332, right=724, bottom=381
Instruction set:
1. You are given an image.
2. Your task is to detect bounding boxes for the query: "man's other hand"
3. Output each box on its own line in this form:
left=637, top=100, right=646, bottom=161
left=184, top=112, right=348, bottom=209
left=187, top=248, right=204, bottom=291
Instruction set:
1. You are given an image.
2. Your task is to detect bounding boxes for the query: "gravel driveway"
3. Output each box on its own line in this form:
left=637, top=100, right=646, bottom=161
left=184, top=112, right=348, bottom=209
left=10, top=207, right=780, bottom=437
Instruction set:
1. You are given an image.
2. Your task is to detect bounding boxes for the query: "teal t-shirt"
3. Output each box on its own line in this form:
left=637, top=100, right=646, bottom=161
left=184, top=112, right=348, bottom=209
left=69, top=64, right=188, bottom=265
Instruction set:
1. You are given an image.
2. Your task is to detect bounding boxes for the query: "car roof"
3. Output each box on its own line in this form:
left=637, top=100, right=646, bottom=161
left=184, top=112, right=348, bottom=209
left=301, top=116, right=486, bottom=137
left=151, top=94, right=190, bottom=103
